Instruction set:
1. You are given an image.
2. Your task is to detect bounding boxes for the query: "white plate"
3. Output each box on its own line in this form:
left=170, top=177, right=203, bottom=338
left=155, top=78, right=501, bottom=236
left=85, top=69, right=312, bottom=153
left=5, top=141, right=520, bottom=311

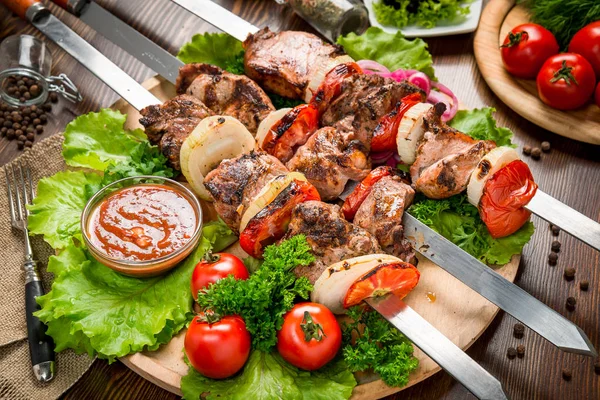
left=364, top=0, right=483, bottom=38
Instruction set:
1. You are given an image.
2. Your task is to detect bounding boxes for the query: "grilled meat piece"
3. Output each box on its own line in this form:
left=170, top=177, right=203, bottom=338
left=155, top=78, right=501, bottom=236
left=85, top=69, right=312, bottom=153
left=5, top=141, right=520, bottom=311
left=286, top=127, right=370, bottom=200
left=321, top=74, right=426, bottom=149
left=243, top=28, right=345, bottom=99
left=283, top=201, right=381, bottom=284
left=410, top=103, right=496, bottom=199
left=204, top=150, right=288, bottom=232
left=353, top=175, right=416, bottom=262
left=176, top=63, right=274, bottom=134
left=139, top=95, right=213, bottom=170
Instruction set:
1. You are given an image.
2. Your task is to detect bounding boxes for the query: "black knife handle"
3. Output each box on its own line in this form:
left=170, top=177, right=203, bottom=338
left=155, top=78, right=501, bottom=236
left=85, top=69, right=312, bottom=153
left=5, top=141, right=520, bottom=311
left=25, top=277, right=55, bottom=382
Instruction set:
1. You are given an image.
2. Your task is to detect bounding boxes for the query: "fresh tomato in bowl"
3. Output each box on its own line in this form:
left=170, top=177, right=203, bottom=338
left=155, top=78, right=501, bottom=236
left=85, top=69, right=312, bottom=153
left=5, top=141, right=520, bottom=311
left=190, top=253, right=249, bottom=300
left=568, top=21, right=600, bottom=80
left=536, top=53, right=596, bottom=110
left=185, top=313, right=251, bottom=379
left=501, top=23, right=559, bottom=79
left=277, top=302, right=341, bottom=371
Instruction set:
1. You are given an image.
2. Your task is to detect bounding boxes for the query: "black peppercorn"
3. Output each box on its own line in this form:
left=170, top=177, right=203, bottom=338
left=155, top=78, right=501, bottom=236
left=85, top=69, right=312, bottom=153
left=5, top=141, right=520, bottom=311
left=564, top=267, right=576, bottom=281
left=551, top=240, right=561, bottom=252
left=551, top=225, right=560, bottom=236
left=516, top=344, right=525, bottom=358
left=12, top=122, right=21, bottom=130
left=17, top=141, right=24, bottom=150
left=522, top=145, right=532, bottom=156
left=42, top=103, right=52, bottom=112
left=39, top=114, right=47, bottom=124
left=541, top=141, right=551, bottom=152
left=6, top=129, right=15, bottom=139
left=531, top=147, right=542, bottom=159
left=32, top=118, right=41, bottom=125
left=29, top=84, right=40, bottom=97
left=507, top=347, right=517, bottom=359
left=16, top=80, right=24, bottom=86
left=26, top=126, right=34, bottom=134
left=24, top=140, right=33, bottom=148
left=580, top=281, right=589, bottom=291
left=30, top=112, right=38, bottom=119
left=35, top=125, right=43, bottom=133
left=17, top=134, right=26, bottom=142
left=3, top=120, right=11, bottom=128
left=23, top=92, right=31, bottom=100
left=49, top=92, right=58, bottom=103
left=548, top=252, right=558, bottom=266
left=513, top=323, right=525, bottom=338
left=26, top=132, right=34, bottom=141
left=562, top=369, right=572, bottom=381
left=22, top=107, right=31, bottom=115
left=30, top=105, right=37, bottom=112
left=15, top=129, right=23, bottom=136
left=566, top=297, right=576, bottom=311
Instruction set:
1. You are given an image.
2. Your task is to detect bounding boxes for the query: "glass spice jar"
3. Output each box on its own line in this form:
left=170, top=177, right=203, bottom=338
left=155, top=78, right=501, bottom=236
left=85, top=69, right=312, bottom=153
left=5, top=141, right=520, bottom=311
left=276, top=0, right=369, bottom=42
left=0, top=35, right=81, bottom=107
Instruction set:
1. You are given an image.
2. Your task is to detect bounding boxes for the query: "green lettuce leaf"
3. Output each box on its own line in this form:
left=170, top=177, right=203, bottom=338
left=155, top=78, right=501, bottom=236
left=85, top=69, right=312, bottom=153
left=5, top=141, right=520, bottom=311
left=409, top=195, right=534, bottom=265
left=27, top=170, right=102, bottom=249
left=177, top=33, right=244, bottom=69
left=449, top=107, right=515, bottom=147
left=35, top=221, right=237, bottom=361
left=337, top=27, right=436, bottom=80
left=62, top=109, right=147, bottom=171
left=181, top=351, right=356, bottom=400
left=373, top=0, right=469, bottom=29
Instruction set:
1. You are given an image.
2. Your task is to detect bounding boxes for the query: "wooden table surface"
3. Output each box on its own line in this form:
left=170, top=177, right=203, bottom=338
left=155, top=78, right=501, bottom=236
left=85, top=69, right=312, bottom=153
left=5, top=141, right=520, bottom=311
left=1, top=1, right=599, bottom=399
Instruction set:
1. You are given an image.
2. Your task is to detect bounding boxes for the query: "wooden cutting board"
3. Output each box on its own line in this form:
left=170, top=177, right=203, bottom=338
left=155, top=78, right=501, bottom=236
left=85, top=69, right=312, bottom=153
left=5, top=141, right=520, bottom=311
left=474, top=0, right=600, bottom=145
left=115, top=76, right=520, bottom=399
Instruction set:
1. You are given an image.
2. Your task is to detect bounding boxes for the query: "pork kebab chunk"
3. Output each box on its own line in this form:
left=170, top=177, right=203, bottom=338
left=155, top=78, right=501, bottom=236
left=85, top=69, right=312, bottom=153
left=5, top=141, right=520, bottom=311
left=139, top=95, right=213, bottom=170
left=243, top=28, right=345, bottom=100
left=321, top=74, right=426, bottom=150
left=411, top=103, right=496, bottom=199
left=286, top=127, right=370, bottom=200
left=282, top=201, right=381, bottom=284
left=204, top=151, right=288, bottom=233
left=353, top=175, right=417, bottom=264
left=176, top=63, right=274, bottom=134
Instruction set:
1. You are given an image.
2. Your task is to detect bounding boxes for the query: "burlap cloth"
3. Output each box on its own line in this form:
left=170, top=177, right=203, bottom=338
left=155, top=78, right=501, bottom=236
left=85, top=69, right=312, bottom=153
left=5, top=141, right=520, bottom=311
left=0, top=134, right=94, bottom=400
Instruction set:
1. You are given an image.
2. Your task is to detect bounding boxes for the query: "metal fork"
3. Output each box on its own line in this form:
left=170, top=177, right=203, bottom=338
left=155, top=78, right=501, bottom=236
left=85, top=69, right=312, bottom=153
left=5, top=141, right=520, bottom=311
left=5, top=162, right=55, bottom=383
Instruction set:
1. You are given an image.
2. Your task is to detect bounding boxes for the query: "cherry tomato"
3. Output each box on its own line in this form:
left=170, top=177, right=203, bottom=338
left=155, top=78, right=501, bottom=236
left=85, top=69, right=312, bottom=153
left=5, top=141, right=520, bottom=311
left=190, top=253, right=249, bottom=300
left=371, top=93, right=422, bottom=152
left=239, top=179, right=320, bottom=258
left=263, top=104, right=319, bottom=162
left=500, top=24, right=559, bottom=79
left=479, top=160, right=538, bottom=238
left=277, top=303, right=341, bottom=371
left=536, top=53, right=596, bottom=110
left=596, top=82, right=600, bottom=107
left=342, top=166, right=395, bottom=220
left=310, top=62, right=363, bottom=114
left=185, top=314, right=251, bottom=379
left=568, top=21, right=600, bottom=80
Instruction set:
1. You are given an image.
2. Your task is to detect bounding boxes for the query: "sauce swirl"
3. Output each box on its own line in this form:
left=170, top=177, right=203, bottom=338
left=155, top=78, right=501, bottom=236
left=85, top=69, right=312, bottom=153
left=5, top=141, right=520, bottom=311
left=88, top=184, right=197, bottom=261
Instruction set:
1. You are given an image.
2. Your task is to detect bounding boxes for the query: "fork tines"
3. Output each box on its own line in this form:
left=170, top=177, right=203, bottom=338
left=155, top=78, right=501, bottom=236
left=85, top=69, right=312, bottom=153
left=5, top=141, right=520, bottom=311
left=5, top=162, right=34, bottom=230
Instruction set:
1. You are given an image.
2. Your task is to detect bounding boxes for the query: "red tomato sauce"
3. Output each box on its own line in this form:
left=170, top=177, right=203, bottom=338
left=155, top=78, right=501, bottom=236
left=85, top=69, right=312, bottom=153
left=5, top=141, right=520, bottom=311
left=88, top=184, right=197, bottom=261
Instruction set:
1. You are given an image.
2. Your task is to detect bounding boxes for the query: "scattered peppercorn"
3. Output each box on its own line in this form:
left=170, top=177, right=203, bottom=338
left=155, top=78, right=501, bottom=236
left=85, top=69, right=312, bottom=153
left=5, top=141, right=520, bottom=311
left=551, top=240, right=561, bottom=252
left=531, top=147, right=542, bottom=159
left=566, top=297, right=576, bottom=311
left=541, top=141, right=551, bottom=152
left=507, top=347, right=517, bottom=359
left=24, top=140, right=33, bottom=148
left=516, top=344, right=525, bottom=358
left=513, top=323, right=525, bottom=339
left=49, top=92, right=58, bottom=103
left=564, top=267, right=576, bottom=281
left=17, top=141, right=24, bottom=150
left=551, top=225, right=560, bottom=236
left=548, top=252, right=558, bottom=266
left=580, top=281, right=589, bottom=291
left=562, top=369, right=572, bottom=381
left=26, top=132, right=34, bottom=141
left=522, top=145, right=532, bottom=156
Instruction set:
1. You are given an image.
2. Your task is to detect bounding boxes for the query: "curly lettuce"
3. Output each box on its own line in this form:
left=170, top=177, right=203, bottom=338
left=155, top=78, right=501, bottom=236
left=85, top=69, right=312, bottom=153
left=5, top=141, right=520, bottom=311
left=449, top=108, right=515, bottom=147
left=374, top=0, right=470, bottom=30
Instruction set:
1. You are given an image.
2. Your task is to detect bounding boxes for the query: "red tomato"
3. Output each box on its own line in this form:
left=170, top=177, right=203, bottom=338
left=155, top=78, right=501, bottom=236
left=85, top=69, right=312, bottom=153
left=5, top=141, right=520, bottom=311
left=190, top=253, right=249, bottom=300
left=277, top=303, right=341, bottom=371
left=479, top=160, right=538, bottom=238
left=596, top=82, right=600, bottom=107
left=310, top=62, right=363, bottom=114
left=185, top=314, right=251, bottom=379
left=500, top=23, right=559, bottom=79
left=371, top=93, right=422, bottom=152
left=263, top=104, right=319, bottom=162
left=536, top=53, right=596, bottom=110
left=342, top=166, right=395, bottom=220
left=239, top=179, right=320, bottom=258
left=568, top=21, right=600, bottom=80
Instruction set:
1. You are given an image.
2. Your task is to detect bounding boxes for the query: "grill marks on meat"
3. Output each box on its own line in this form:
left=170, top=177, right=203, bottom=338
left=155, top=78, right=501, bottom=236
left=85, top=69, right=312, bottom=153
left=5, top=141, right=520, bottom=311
left=204, top=151, right=288, bottom=233
left=321, top=74, right=426, bottom=150
left=176, top=63, right=274, bottom=134
left=286, top=127, right=370, bottom=200
left=283, top=201, right=381, bottom=284
left=243, top=28, right=345, bottom=99
left=353, top=175, right=416, bottom=263
left=410, top=104, right=496, bottom=199
left=139, top=95, right=213, bottom=170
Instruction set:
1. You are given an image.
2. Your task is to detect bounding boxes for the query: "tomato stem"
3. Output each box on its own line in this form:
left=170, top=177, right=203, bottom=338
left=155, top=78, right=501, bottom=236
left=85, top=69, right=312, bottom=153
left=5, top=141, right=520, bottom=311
left=202, top=251, right=221, bottom=264
left=500, top=31, right=528, bottom=48
left=550, top=60, right=579, bottom=86
left=300, top=311, right=327, bottom=342
left=197, top=310, right=222, bottom=324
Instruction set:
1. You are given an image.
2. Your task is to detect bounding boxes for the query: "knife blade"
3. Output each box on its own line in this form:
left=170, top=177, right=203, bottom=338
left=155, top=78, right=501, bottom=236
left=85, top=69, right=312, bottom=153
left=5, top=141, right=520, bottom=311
left=402, top=213, right=597, bottom=357
left=366, top=296, right=508, bottom=400
left=50, top=0, right=183, bottom=85
left=7, top=1, right=160, bottom=111
left=525, top=190, right=600, bottom=252
left=170, top=0, right=259, bottom=42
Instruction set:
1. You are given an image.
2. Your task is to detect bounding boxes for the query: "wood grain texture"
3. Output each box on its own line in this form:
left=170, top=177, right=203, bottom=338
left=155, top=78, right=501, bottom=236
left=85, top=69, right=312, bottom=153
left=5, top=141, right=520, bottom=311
left=474, top=0, right=600, bottom=145
left=0, top=0, right=598, bottom=399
